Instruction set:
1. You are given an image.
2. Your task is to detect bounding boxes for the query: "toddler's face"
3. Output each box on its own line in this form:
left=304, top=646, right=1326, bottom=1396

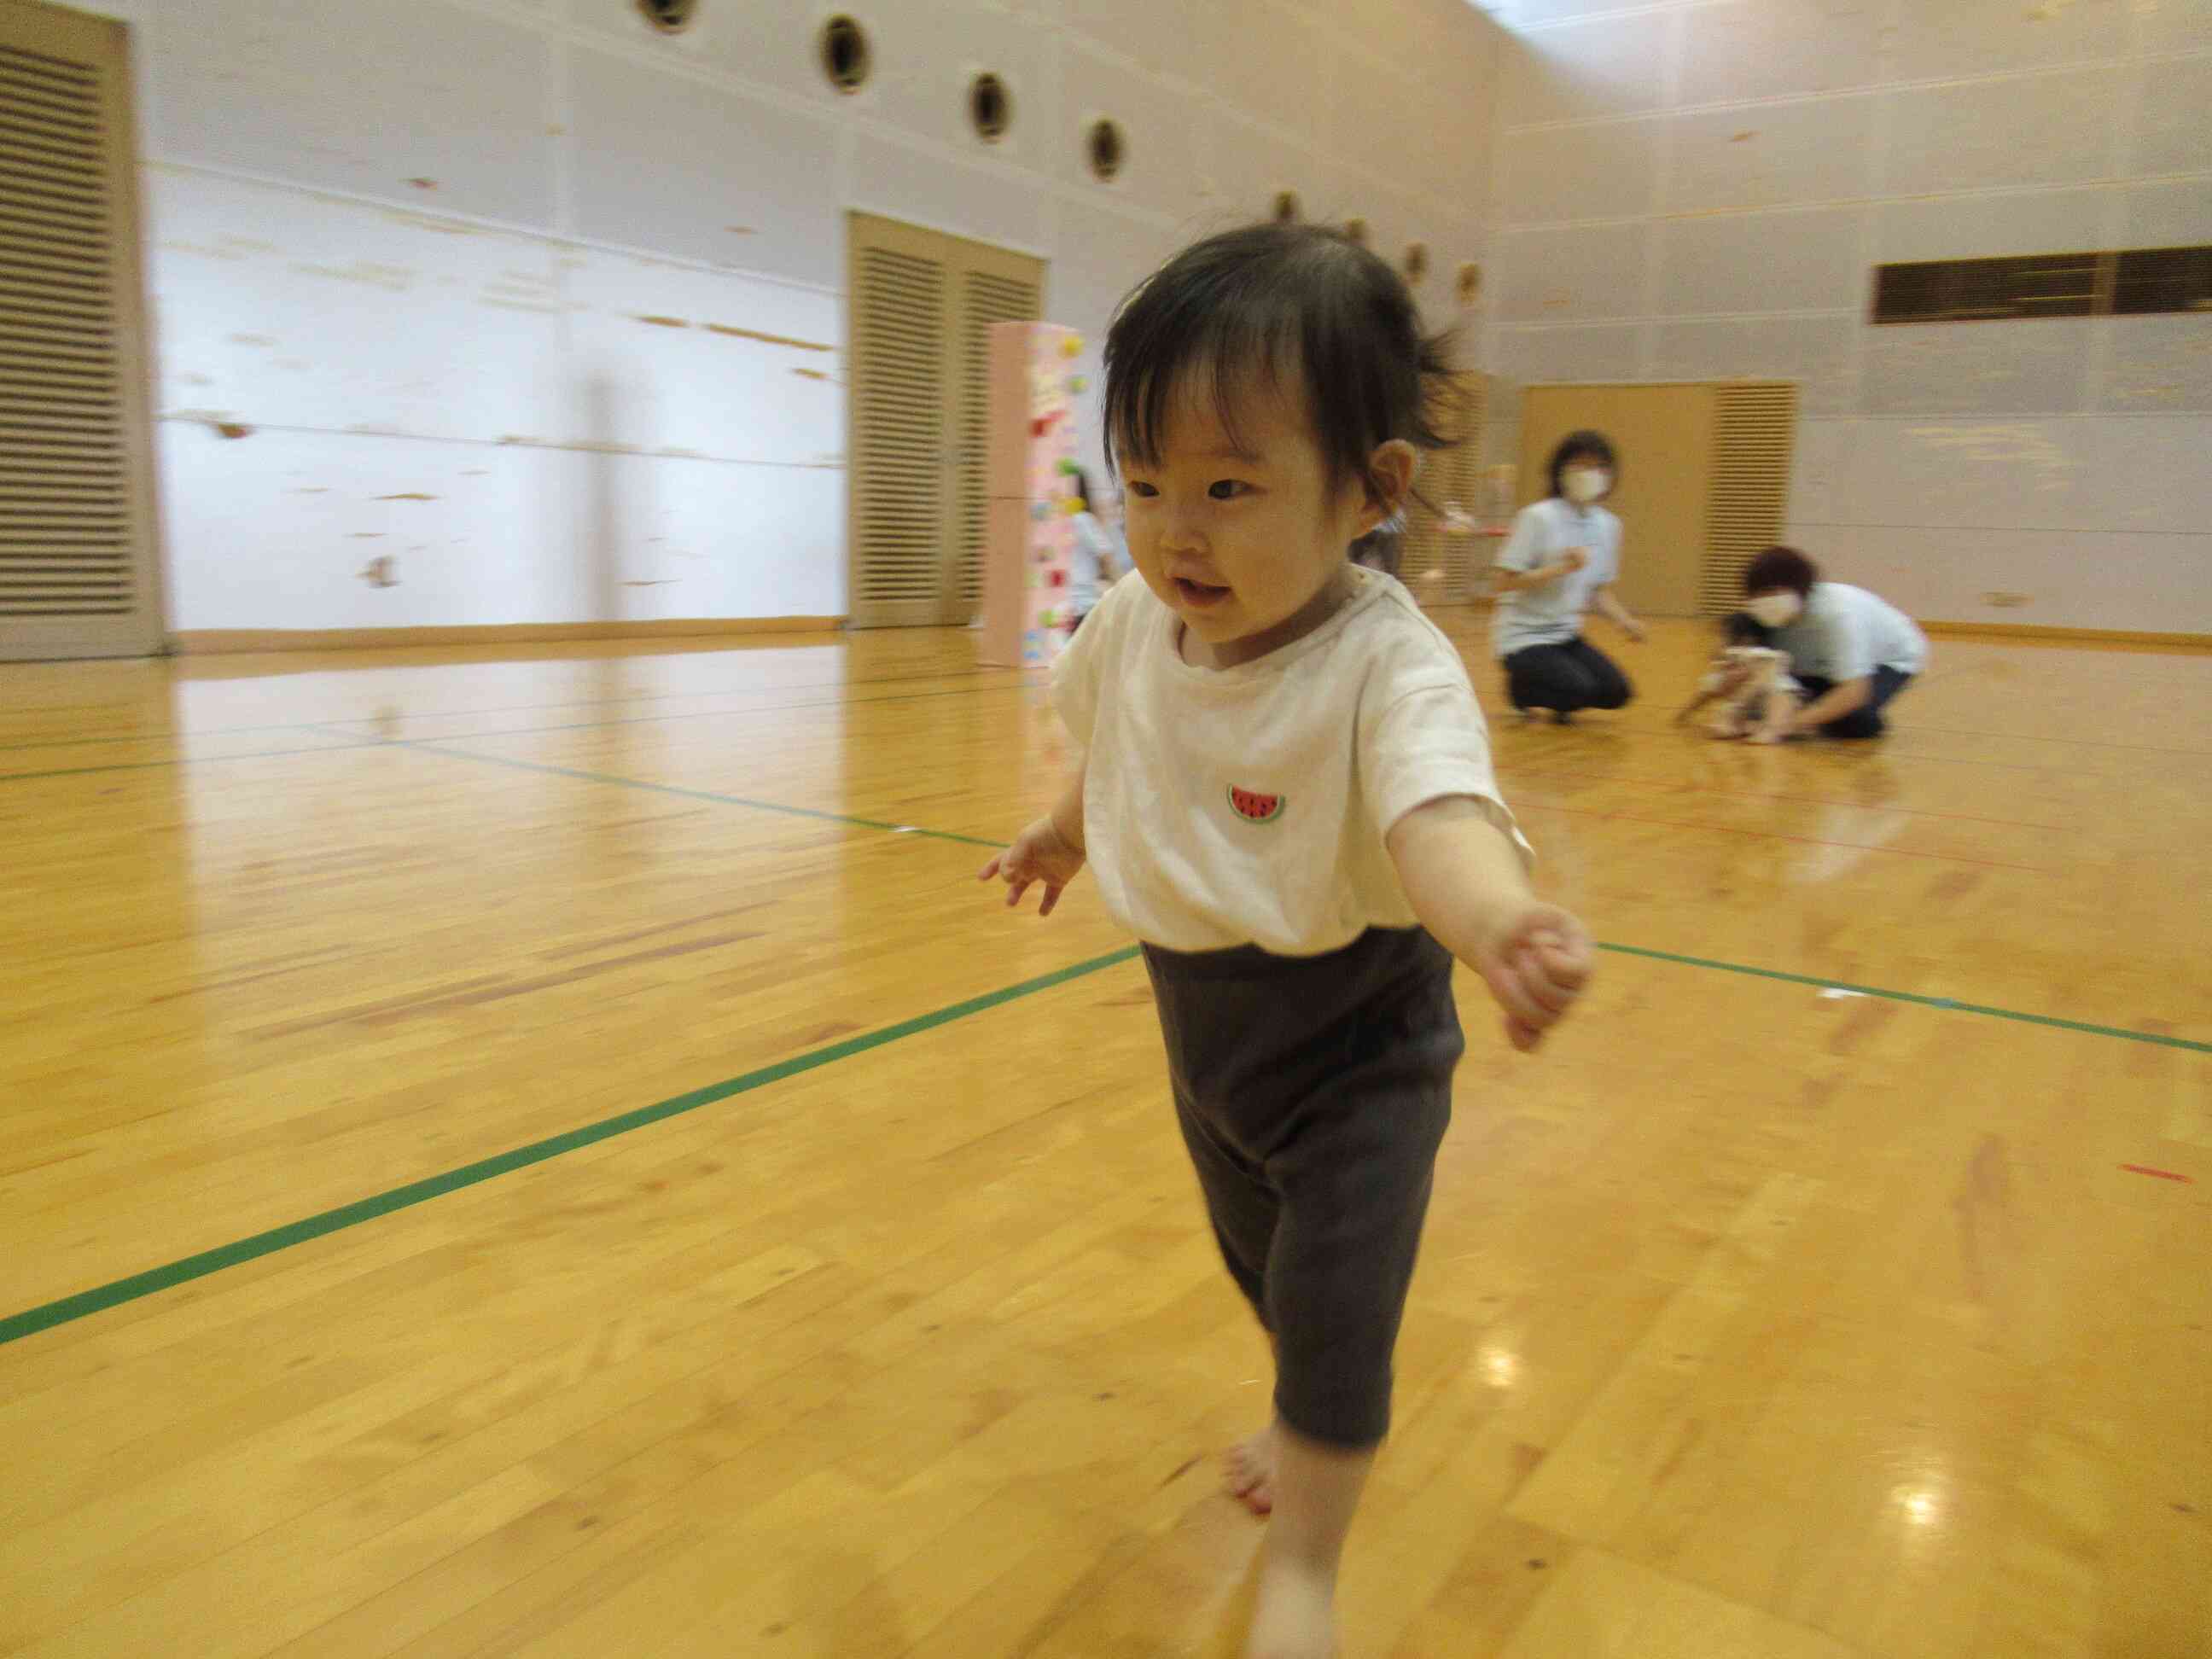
left=1117, top=373, right=1382, bottom=663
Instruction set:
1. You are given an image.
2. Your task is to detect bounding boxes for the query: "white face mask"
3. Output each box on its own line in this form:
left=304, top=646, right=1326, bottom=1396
left=1747, top=591, right=1802, bottom=628
left=1563, top=469, right=1610, bottom=505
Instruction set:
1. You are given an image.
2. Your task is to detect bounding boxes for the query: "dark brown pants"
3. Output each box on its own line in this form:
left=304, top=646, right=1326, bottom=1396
left=1142, top=927, right=1463, bottom=1447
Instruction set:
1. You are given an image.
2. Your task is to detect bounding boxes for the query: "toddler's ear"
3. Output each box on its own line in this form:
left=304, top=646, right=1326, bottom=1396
left=1362, top=439, right=1418, bottom=521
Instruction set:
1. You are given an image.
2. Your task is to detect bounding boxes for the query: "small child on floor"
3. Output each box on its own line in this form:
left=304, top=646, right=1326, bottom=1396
left=980, top=223, right=1592, bottom=1659
left=1675, top=612, right=1804, bottom=742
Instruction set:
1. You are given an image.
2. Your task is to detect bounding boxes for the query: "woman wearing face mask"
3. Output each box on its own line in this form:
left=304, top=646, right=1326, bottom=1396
left=1490, top=431, right=1644, bottom=723
left=1741, top=545, right=1927, bottom=740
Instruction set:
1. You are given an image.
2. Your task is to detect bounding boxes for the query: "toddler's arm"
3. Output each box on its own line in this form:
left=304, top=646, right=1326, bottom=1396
left=980, top=765, right=1088, bottom=917
left=1677, top=660, right=1744, bottom=725
left=1387, top=797, right=1592, bottom=1052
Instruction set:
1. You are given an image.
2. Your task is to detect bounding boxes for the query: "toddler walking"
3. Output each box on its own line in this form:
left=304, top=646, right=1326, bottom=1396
left=981, top=224, right=1593, bottom=1659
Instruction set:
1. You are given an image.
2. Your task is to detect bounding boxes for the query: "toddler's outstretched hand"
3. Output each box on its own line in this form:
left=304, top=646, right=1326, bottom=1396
left=1476, top=903, right=1593, bottom=1052
left=980, top=815, right=1086, bottom=917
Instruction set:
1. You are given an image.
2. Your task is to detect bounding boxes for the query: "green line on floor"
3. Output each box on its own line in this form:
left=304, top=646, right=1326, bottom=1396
left=0, top=945, right=1144, bottom=1348
left=1597, top=943, right=2212, bottom=1053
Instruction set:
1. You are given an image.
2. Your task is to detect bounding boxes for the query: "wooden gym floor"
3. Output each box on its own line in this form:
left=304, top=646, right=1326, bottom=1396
left=1, top=615, right=2206, bottom=1658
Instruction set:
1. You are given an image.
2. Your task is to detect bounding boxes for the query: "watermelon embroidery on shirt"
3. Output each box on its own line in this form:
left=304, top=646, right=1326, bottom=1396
left=1227, top=786, right=1284, bottom=824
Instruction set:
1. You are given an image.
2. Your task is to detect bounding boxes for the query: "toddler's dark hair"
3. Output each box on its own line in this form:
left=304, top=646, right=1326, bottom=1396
left=1545, top=430, right=1618, bottom=499
left=1103, top=222, right=1460, bottom=509
left=1743, top=544, right=1819, bottom=597
left=1720, top=610, right=1773, bottom=647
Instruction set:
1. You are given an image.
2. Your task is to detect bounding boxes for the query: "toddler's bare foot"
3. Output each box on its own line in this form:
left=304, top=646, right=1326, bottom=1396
left=1245, top=1557, right=1338, bottom=1658
left=1225, top=1421, right=1278, bottom=1516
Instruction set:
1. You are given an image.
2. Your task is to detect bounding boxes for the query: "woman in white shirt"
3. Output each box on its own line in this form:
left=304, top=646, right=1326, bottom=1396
left=1742, top=545, right=1928, bottom=739
left=1489, top=431, right=1645, bottom=723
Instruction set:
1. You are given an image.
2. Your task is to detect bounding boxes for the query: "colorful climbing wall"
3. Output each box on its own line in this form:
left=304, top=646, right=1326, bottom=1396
left=979, top=322, right=1086, bottom=669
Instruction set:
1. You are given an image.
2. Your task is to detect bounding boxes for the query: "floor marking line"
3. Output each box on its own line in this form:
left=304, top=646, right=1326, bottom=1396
left=0, top=946, right=1145, bottom=1348
left=352, top=751, right=2204, bottom=1052
left=399, top=742, right=1006, bottom=849
left=9, top=743, right=2192, bottom=1054
left=1595, top=944, right=2212, bottom=1053
left=0, top=742, right=385, bottom=783
left=370, top=678, right=1045, bottom=746
left=8, top=935, right=2200, bottom=1347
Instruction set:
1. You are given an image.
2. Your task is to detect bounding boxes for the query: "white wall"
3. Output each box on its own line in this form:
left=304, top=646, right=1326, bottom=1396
left=1476, top=0, right=2212, bottom=632
left=89, top=0, right=1501, bottom=632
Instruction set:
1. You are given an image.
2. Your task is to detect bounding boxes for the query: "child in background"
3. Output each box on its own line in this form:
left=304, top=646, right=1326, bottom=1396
left=1066, top=466, right=1130, bottom=634
left=1675, top=612, right=1804, bottom=742
left=981, top=223, right=1592, bottom=1659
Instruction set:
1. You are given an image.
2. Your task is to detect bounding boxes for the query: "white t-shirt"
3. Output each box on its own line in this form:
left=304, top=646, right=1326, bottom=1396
left=1771, top=582, right=1928, bottom=681
left=1699, top=646, right=1802, bottom=699
left=1052, top=566, right=1529, bottom=957
left=1490, top=497, right=1622, bottom=659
